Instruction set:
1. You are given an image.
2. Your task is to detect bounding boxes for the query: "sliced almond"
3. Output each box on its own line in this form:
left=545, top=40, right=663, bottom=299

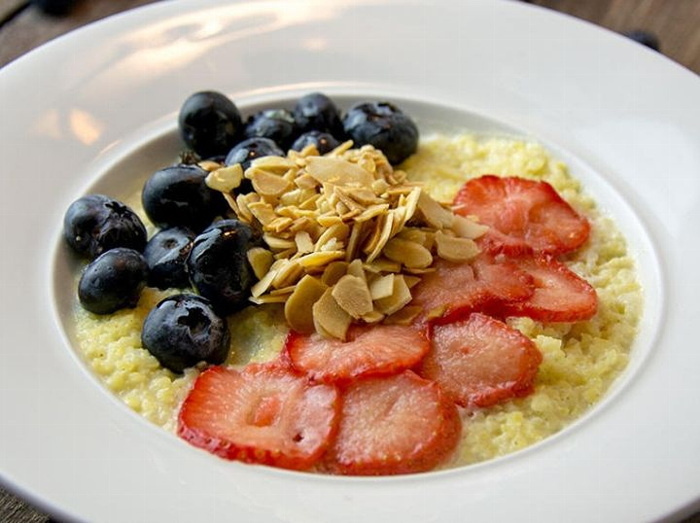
left=365, top=213, right=394, bottom=263
left=332, top=275, right=373, bottom=319
left=263, top=234, right=296, bottom=251
left=321, top=261, right=348, bottom=286
left=346, top=259, right=365, bottom=280
left=403, top=275, right=422, bottom=289
left=313, top=289, right=352, bottom=340
left=364, top=257, right=402, bottom=273
left=295, top=231, right=314, bottom=254
left=417, top=191, right=454, bottom=229
left=294, top=172, right=319, bottom=190
left=248, top=201, right=277, bottom=227
left=361, top=310, right=385, bottom=324
left=435, top=230, right=480, bottom=263
left=249, top=294, right=288, bottom=305
left=315, top=222, right=350, bottom=251
left=284, top=275, right=328, bottom=333
left=384, top=305, right=422, bottom=326
left=272, top=259, right=302, bottom=289
left=249, top=155, right=296, bottom=172
left=451, top=214, right=489, bottom=239
left=206, top=164, right=244, bottom=193
left=383, top=237, right=433, bottom=269
left=355, top=203, right=390, bottom=223
left=298, top=251, right=345, bottom=269
left=251, top=259, right=284, bottom=297
left=317, top=215, right=344, bottom=227
left=247, top=247, right=274, bottom=280
left=374, top=274, right=412, bottom=316
left=198, top=160, right=222, bottom=172
left=251, top=170, right=292, bottom=197
left=306, top=156, right=374, bottom=187
left=369, top=273, right=395, bottom=300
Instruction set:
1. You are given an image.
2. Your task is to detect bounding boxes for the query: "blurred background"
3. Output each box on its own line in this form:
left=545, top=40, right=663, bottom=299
left=0, top=0, right=698, bottom=521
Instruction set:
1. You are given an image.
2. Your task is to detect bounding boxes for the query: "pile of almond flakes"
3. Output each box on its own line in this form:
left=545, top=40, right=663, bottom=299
left=201, top=141, right=488, bottom=340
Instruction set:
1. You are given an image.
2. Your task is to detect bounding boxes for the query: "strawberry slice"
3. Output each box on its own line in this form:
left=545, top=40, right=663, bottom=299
left=411, top=255, right=534, bottom=323
left=324, top=371, right=461, bottom=475
left=177, top=364, right=340, bottom=470
left=286, top=324, right=429, bottom=384
left=453, top=175, right=590, bottom=256
left=497, top=256, right=598, bottom=322
left=419, top=313, right=542, bottom=408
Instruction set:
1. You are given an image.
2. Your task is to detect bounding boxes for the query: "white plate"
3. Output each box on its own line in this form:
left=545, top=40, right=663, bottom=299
left=1, top=1, right=699, bottom=522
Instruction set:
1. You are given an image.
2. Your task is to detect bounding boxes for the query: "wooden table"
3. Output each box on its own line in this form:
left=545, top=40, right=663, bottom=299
left=0, top=1, right=698, bottom=521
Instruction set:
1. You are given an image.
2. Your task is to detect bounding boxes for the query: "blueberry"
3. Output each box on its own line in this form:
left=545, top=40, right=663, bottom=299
left=224, top=137, right=285, bottom=171
left=64, top=194, right=147, bottom=259
left=178, top=91, right=243, bottom=158
left=623, top=30, right=660, bottom=51
left=244, top=109, right=297, bottom=150
left=141, top=294, right=230, bottom=373
left=78, top=248, right=148, bottom=314
left=291, top=131, right=340, bottom=155
left=144, top=227, right=196, bottom=289
left=342, top=102, right=419, bottom=165
left=186, top=219, right=261, bottom=315
left=142, top=164, right=227, bottom=232
left=293, top=93, right=344, bottom=136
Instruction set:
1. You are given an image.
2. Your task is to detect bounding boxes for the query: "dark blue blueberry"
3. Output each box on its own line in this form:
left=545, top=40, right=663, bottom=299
left=64, top=194, right=147, bottom=259
left=293, top=93, right=344, bottom=136
left=186, top=219, right=261, bottom=315
left=142, top=164, right=227, bottom=232
left=224, top=137, right=285, bottom=171
left=144, top=227, right=196, bottom=289
left=141, top=294, right=230, bottom=373
left=244, top=109, right=297, bottom=150
left=623, top=30, right=660, bottom=51
left=178, top=91, right=243, bottom=158
left=78, top=248, right=148, bottom=314
left=342, top=102, right=419, bottom=165
left=291, top=130, right=340, bottom=155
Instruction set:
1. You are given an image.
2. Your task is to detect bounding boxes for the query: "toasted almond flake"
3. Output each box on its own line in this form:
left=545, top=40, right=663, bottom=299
left=334, top=186, right=365, bottom=213
left=365, top=213, right=394, bottom=263
left=328, top=140, right=354, bottom=156
left=274, top=247, right=298, bottom=260
left=345, top=222, right=364, bottom=262
left=451, top=214, right=489, bottom=239
left=251, top=260, right=283, bottom=297
left=206, top=164, right=243, bottom=193
left=371, top=179, right=389, bottom=195
left=355, top=203, right=389, bottom=223
left=295, top=231, right=314, bottom=254
left=313, top=289, right=351, bottom=340
left=269, top=286, right=297, bottom=296
left=332, top=275, right=373, bottom=319
left=351, top=188, right=383, bottom=206
left=321, top=261, right=348, bottom=286
left=369, top=273, right=395, bottom=300
left=403, top=275, right=421, bottom=289
left=279, top=189, right=304, bottom=206
left=383, top=237, right=433, bottom=269
left=319, top=238, right=344, bottom=252
left=236, top=194, right=254, bottom=222
left=398, top=228, right=427, bottom=246
left=384, top=305, right=422, bottom=326
left=299, top=194, right=321, bottom=211
left=249, top=294, right=289, bottom=305
left=263, top=234, right=296, bottom=251
left=290, top=216, right=316, bottom=232
left=435, top=230, right=480, bottom=262
left=361, top=310, right=385, bottom=324
left=294, top=172, right=319, bottom=189
left=272, top=259, right=302, bottom=289
left=390, top=207, right=406, bottom=236
left=404, top=266, right=437, bottom=275
left=284, top=275, right=328, bottom=333
left=374, top=274, right=412, bottom=316
left=346, top=259, right=365, bottom=280
left=267, top=217, right=294, bottom=233
left=299, top=144, right=319, bottom=157
left=317, top=215, right=343, bottom=227
left=402, top=187, right=421, bottom=223
left=306, top=156, right=374, bottom=187
left=315, top=222, right=349, bottom=251
left=417, top=191, right=454, bottom=228
left=198, top=160, right=222, bottom=172
left=364, top=258, right=402, bottom=273
left=249, top=155, right=296, bottom=172
left=223, top=193, right=241, bottom=216
left=251, top=170, right=292, bottom=197
left=298, top=251, right=345, bottom=269
left=247, top=248, right=274, bottom=280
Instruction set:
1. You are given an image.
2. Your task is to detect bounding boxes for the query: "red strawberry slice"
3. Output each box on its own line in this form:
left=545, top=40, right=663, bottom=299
left=324, top=371, right=461, bottom=475
left=286, top=324, right=429, bottom=384
left=453, top=175, right=590, bottom=256
left=419, top=313, right=542, bottom=408
left=177, top=364, right=340, bottom=470
left=411, top=255, right=534, bottom=323
left=496, top=256, right=598, bottom=322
